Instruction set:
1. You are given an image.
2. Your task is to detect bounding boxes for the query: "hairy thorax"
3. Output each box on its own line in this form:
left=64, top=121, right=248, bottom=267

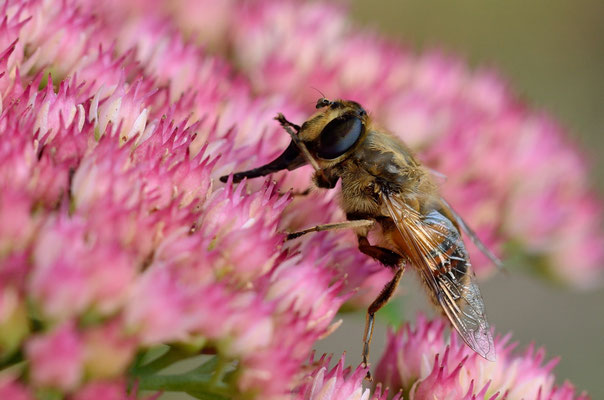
left=331, top=130, right=437, bottom=220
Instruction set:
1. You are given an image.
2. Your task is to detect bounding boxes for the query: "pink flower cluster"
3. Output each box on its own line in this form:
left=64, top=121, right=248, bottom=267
left=223, top=0, right=604, bottom=286
left=0, top=0, right=367, bottom=397
left=75, top=0, right=604, bottom=286
left=375, top=315, right=589, bottom=400
left=294, top=354, right=401, bottom=400
left=0, top=0, right=599, bottom=398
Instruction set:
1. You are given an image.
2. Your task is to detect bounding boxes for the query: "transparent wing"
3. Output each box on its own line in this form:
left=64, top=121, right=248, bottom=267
left=440, top=197, right=505, bottom=272
left=383, top=193, right=496, bottom=361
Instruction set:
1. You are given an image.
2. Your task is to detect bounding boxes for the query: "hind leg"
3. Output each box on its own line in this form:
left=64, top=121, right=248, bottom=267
left=362, top=266, right=404, bottom=380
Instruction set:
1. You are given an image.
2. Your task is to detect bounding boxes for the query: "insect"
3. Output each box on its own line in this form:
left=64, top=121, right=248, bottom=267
left=220, top=98, right=502, bottom=378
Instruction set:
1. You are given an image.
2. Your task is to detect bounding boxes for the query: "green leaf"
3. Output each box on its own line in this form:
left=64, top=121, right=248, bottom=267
left=186, top=388, right=231, bottom=400
left=190, top=355, right=219, bottom=375
left=131, top=345, right=192, bottom=376
left=35, top=388, right=62, bottom=400
left=133, top=355, right=235, bottom=399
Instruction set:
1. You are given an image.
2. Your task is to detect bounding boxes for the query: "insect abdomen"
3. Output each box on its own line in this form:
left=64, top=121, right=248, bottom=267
left=424, top=210, right=469, bottom=275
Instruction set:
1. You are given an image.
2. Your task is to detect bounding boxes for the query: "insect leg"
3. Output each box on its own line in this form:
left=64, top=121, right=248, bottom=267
left=362, top=266, right=404, bottom=380
left=275, top=113, right=325, bottom=179
left=274, top=113, right=301, bottom=132
left=357, top=236, right=403, bottom=268
left=286, top=219, right=374, bottom=240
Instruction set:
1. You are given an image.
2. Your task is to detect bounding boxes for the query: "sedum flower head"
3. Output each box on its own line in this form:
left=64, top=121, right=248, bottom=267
left=374, top=315, right=590, bottom=400
left=0, top=1, right=352, bottom=396
left=0, top=0, right=598, bottom=398
left=294, top=354, right=401, bottom=400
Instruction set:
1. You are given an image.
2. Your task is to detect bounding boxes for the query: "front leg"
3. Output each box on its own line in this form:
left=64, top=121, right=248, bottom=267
left=286, top=219, right=374, bottom=240
left=275, top=113, right=301, bottom=132
left=275, top=112, right=327, bottom=182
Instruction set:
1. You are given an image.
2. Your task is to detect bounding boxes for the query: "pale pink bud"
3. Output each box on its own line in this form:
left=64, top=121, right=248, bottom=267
left=26, top=322, right=84, bottom=391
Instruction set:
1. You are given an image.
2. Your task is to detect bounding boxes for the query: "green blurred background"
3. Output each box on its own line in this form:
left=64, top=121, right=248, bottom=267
left=315, top=0, right=604, bottom=397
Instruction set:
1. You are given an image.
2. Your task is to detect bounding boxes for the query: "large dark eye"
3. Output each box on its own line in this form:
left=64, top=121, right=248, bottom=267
left=316, top=114, right=363, bottom=159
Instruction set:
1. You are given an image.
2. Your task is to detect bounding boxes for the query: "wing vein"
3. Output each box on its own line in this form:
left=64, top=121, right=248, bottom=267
left=382, top=193, right=495, bottom=361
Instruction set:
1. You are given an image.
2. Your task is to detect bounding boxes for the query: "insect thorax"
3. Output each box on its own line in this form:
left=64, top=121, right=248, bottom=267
left=333, top=130, right=425, bottom=217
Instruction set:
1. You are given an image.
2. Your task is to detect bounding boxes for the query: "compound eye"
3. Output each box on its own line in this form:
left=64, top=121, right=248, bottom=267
left=316, top=114, right=363, bottom=159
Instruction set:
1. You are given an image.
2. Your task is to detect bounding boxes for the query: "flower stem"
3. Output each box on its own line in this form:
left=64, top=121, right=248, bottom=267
left=209, top=355, right=227, bottom=388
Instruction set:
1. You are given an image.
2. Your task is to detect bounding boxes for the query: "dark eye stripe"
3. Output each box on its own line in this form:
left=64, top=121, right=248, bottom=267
left=316, top=115, right=363, bottom=159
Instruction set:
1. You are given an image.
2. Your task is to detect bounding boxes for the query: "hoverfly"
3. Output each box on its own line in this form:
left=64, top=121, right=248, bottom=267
left=220, top=98, right=502, bottom=377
